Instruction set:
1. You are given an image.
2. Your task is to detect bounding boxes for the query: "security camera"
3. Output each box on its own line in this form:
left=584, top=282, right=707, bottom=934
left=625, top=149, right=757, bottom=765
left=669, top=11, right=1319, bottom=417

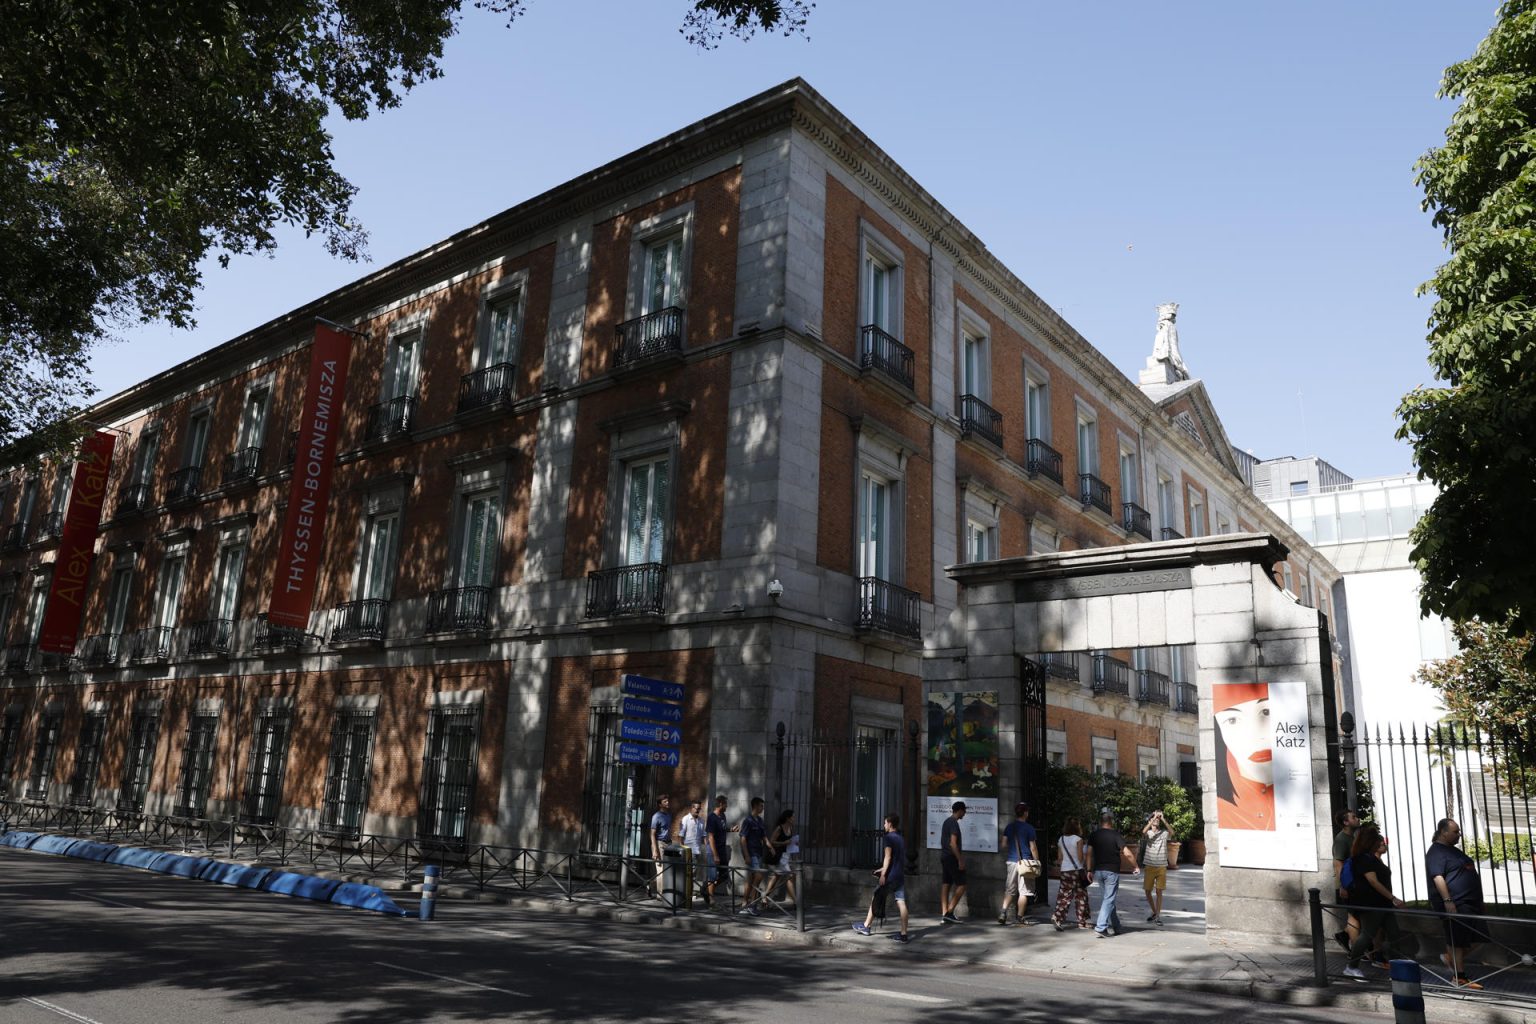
left=767, top=578, right=784, bottom=601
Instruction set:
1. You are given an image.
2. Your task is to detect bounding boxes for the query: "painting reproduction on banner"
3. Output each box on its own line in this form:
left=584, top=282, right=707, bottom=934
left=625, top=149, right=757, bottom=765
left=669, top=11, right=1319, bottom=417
left=925, top=690, right=999, bottom=852
left=1213, top=679, right=1317, bottom=871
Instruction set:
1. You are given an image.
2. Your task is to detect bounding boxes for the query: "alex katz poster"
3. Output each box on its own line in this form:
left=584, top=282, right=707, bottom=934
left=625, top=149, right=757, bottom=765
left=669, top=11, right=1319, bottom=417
left=925, top=689, right=999, bottom=853
left=1213, top=679, right=1318, bottom=871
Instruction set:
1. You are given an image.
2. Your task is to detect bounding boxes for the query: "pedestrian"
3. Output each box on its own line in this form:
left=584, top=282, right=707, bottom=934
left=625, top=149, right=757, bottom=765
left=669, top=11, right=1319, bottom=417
left=737, top=796, right=769, bottom=916
left=678, top=798, right=707, bottom=903
left=998, top=801, right=1040, bottom=926
left=852, top=812, right=909, bottom=943
left=649, top=793, right=673, bottom=897
left=1139, top=809, right=1172, bottom=925
left=766, top=808, right=799, bottom=906
left=705, top=794, right=731, bottom=905
left=1427, top=818, right=1485, bottom=990
left=1342, top=824, right=1406, bottom=981
left=939, top=800, right=968, bottom=923
left=1051, top=815, right=1092, bottom=930
left=1086, top=811, right=1137, bottom=937
left=1331, top=808, right=1361, bottom=952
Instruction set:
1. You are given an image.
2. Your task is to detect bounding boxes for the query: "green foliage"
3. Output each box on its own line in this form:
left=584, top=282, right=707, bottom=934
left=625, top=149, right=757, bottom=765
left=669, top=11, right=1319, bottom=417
left=1139, top=775, right=1197, bottom=841
left=1464, top=831, right=1534, bottom=866
left=1417, top=620, right=1536, bottom=796
left=1036, top=761, right=1097, bottom=846
left=1354, top=767, right=1376, bottom=826
left=1401, top=0, right=1536, bottom=649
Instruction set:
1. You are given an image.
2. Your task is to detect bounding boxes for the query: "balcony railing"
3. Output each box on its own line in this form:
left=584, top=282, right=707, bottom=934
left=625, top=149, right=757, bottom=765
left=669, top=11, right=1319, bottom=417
left=855, top=576, right=921, bottom=639
left=1137, top=668, right=1171, bottom=706
left=1122, top=502, right=1152, bottom=540
left=426, top=586, right=492, bottom=632
left=958, top=394, right=1004, bottom=447
left=586, top=563, right=668, bottom=618
left=129, top=626, right=174, bottom=663
left=34, top=511, right=65, bottom=543
left=1175, top=681, right=1198, bottom=714
left=1, top=522, right=28, bottom=552
left=858, top=324, right=915, bottom=391
left=4, top=643, right=35, bottom=674
left=166, top=466, right=203, bottom=505
left=114, top=482, right=153, bottom=518
left=253, top=613, right=313, bottom=651
left=458, top=363, right=515, bottom=415
left=365, top=395, right=416, bottom=442
left=1040, top=652, right=1080, bottom=681
left=223, top=447, right=263, bottom=486
left=1160, top=526, right=1184, bottom=541
left=330, top=599, right=390, bottom=643
left=185, top=618, right=236, bottom=656
left=615, top=307, right=684, bottom=366
left=1025, top=438, right=1063, bottom=485
left=78, top=633, right=121, bottom=669
left=1079, top=473, right=1112, bottom=516
left=1091, top=652, right=1131, bottom=697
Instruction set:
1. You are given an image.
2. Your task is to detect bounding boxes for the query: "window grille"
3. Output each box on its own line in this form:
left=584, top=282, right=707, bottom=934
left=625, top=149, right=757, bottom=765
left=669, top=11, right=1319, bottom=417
left=320, top=709, right=377, bottom=838
left=0, top=711, right=23, bottom=788
left=68, top=713, right=108, bottom=806
left=417, top=705, right=480, bottom=844
left=240, top=709, right=292, bottom=825
left=118, top=711, right=161, bottom=812
left=174, top=712, right=220, bottom=818
left=27, top=713, right=63, bottom=800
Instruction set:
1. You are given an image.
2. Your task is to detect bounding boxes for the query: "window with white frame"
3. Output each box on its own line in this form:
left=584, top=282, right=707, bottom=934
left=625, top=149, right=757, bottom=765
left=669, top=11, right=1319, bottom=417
left=1299, top=573, right=1312, bottom=607
left=210, top=534, right=247, bottom=624
left=960, top=323, right=989, bottom=401
left=456, top=488, right=502, bottom=587
left=642, top=233, right=685, bottom=315
left=382, top=326, right=423, bottom=401
left=480, top=281, right=524, bottom=369
left=1047, top=728, right=1067, bottom=766
left=1187, top=486, right=1207, bottom=537
left=417, top=701, right=482, bottom=842
left=23, top=571, right=50, bottom=643
left=961, top=484, right=1000, bottom=563
left=118, top=706, right=160, bottom=812
left=16, top=476, right=38, bottom=525
left=356, top=507, right=401, bottom=601
left=1282, top=563, right=1294, bottom=595
left=1076, top=410, right=1099, bottom=477
left=174, top=708, right=220, bottom=818
left=28, top=710, right=62, bottom=800
left=1157, top=472, right=1177, bottom=532
left=237, top=384, right=271, bottom=453
left=621, top=456, right=670, bottom=567
left=860, top=231, right=902, bottom=339
left=1138, top=745, right=1160, bottom=782
left=1024, top=371, right=1050, bottom=441
left=182, top=408, right=211, bottom=469
left=1091, top=736, right=1118, bottom=776
left=1119, top=446, right=1140, bottom=505
left=130, top=428, right=161, bottom=486
left=103, top=561, right=134, bottom=638
left=965, top=519, right=996, bottom=562
left=47, top=463, right=72, bottom=524
left=858, top=472, right=893, bottom=580
left=154, top=549, right=187, bottom=629
left=68, top=711, right=108, bottom=806
left=1029, top=521, right=1058, bottom=554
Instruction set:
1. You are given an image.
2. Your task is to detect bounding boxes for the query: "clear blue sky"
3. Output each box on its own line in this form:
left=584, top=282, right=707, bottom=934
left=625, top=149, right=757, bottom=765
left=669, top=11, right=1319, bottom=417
left=97, top=1, right=1497, bottom=479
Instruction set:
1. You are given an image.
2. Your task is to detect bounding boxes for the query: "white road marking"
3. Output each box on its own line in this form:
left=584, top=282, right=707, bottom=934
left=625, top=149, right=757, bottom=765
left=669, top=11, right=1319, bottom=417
left=69, top=891, right=138, bottom=910
left=469, top=926, right=520, bottom=940
left=22, top=997, right=110, bottom=1024
left=373, top=961, right=530, bottom=998
left=850, top=987, right=947, bottom=1005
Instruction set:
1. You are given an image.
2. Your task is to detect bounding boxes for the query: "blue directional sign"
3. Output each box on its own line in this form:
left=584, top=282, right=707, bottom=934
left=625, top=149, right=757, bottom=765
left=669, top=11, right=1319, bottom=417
left=622, top=696, right=683, bottom=724
left=622, top=675, right=685, bottom=702
left=619, top=742, right=681, bottom=768
left=621, top=721, right=681, bottom=746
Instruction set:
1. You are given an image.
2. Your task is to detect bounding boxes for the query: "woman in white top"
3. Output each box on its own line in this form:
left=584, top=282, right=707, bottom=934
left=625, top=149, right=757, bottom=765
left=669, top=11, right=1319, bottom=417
left=1051, top=815, right=1092, bottom=930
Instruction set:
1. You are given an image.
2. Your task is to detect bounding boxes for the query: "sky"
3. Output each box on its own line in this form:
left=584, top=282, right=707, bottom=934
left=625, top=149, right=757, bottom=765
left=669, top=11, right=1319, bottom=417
left=96, top=1, right=1499, bottom=480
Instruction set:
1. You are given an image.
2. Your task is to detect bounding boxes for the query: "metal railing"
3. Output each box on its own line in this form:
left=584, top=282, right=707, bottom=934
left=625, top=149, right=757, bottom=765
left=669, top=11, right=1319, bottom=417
left=129, top=626, right=174, bottom=663
left=1078, top=473, right=1112, bottom=515
left=330, top=599, right=390, bottom=643
left=253, top=613, right=315, bottom=651
left=366, top=395, right=416, bottom=441
left=223, top=447, right=263, bottom=486
left=615, top=307, right=684, bottom=366
left=1091, top=652, right=1131, bottom=696
left=185, top=618, right=236, bottom=656
left=1026, top=438, right=1063, bottom=485
left=585, top=563, right=668, bottom=618
left=1136, top=668, right=1171, bottom=706
left=4, top=643, right=35, bottom=674
left=858, top=324, right=915, bottom=391
left=166, top=466, right=202, bottom=504
left=856, top=576, right=921, bottom=639
left=1174, top=681, right=1198, bottom=714
left=1122, top=502, right=1152, bottom=539
left=34, top=511, right=64, bottom=542
left=458, top=363, right=516, bottom=414
left=1, top=522, right=29, bottom=551
left=114, top=482, right=153, bottom=518
left=1160, top=526, right=1184, bottom=541
left=1040, top=651, right=1080, bottom=681
left=77, top=633, right=121, bottom=669
left=426, top=587, right=492, bottom=632
left=959, top=394, right=1004, bottom=447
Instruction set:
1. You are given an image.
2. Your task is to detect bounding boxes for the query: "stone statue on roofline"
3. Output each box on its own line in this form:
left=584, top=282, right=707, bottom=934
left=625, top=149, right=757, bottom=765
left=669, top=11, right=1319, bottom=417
left=1152, top=302, right=1189, bottom=380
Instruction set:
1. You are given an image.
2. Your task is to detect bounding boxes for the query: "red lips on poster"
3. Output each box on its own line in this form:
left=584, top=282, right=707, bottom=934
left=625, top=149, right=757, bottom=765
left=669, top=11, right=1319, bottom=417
left=38, top=431, right=117, bottom=654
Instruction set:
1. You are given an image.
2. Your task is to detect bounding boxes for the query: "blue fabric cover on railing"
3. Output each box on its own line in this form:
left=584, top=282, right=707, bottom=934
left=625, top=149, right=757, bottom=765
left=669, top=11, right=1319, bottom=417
left=105, top=845, right=164, bottom=870
left=0, top=831, right=44, bottom=849
left=31, top=834, right=82, bottom=856
left=261, top=871, right=342, bottom=901
left=68, top=840, right=120, bottom=862
left=198, top=861, right=273, bottom=889
left=155, top=854, right=213, bottom=879
left=330, top=881, right=408, bottom=917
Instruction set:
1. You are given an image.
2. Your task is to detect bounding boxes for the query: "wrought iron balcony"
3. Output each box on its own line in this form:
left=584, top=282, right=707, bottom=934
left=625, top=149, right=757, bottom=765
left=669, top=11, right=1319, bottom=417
left=1079, top=473, right=1112, bottom=516
left=34, top=511, right=65, bottom=543
left=458, top=362, right=515, bottom=415
left=1025, top=438, right=1063, bottom=485
left=78, top=633, right=121, bottom=669
left=1175, top=681, right=1198, bottom=715
left=223, top=447, right=263, bottom=486
left=586, top=563, right=668, bottom=618
left=331, top=599, right=390, bottom=643
left=254, top=613, right=312, bottom=651
left=1, top=522, right=28, bottom=552
left=129, top=626, right=174, bottom=663
left=1137, top=668, right=1171, bottom=706
left=426, top=586, right=492, bottom=632
left=114, top=482, right=153, bottom=518
left=615, top=307, right=684, bottom=366
left=166, top=466, right=202, bottom=505
left=1091, top=652, right=1131, bottom=697
left=856, top=576, right=921, bottom=639
left=1160, top=526, right=1184, bottom=541
left=958, top=394, right=1004, bottom=447
left=1122, top=502, right=1152, bottom=540
left=4, top=643, right=35, bottom=674
left=365, top=395, right=416, bottom=442
left=1040, top=652, right=1080, bottom=681
left=185, top=618, right=236, bottom=656
left=858, top=324, right=915, bottom=391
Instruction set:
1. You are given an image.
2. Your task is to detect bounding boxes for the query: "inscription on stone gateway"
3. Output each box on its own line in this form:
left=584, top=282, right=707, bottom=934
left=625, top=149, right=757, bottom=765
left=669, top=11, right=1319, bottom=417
left=1014, top=567, right=1192, bottom=603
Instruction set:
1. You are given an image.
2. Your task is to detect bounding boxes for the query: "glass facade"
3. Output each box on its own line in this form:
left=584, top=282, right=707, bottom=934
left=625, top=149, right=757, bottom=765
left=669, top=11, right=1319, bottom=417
left=1275, top=478, right=1436, bottom=545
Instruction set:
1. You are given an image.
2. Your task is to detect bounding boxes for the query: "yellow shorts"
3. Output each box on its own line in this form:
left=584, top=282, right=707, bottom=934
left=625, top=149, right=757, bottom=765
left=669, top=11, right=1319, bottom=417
left=1142, top=865, right=1168, bottom=892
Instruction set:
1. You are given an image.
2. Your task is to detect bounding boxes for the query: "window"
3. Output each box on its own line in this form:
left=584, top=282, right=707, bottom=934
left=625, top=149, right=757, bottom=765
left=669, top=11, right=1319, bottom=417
left=1076, top=412, right=1099, bottom=476
left=174, top=710, right=221, bottom=818
left=1290, top=480, right=1309, bottom=496
left=850, top=719, right=900, bottom=868
left=47, top=463, right=73, bottom=525
left=965, top=519, right=997, bottom=562
left=182, top=409, right=211, bottom=470
left=858, top=472, right=892, bottom=580
left=481, top=286, right=523, bottom=369
left=68, top=712, right=108, bottom=806
left=961, top=483, right=1000, bottom=563
left=455, top=490, right=501, bottom=587
left=356, top=510, right=401, bottom=601
left=961, top=328, right=989, bottom=400
left=154, top=551, right=187, bottom=629
left=0, top=709, right=22, bottom=788
left=417, top=704, right=481, bottom=843
left=1157, top=473, right=1176, bottom=532
left=642, top=234, right=685, bottom=314
left=621, top=456, right=669, bottom=566
left=241, top=707, right=292, bottom=825
left=1119, top=448, right=1140, bottom=505
left=1216, top=513, right=1232, bottom=535
left=1025, top=374, right=1050, bottom=441
left=237, top=386, right=270, bottom=452
left=1282, top=563, right=1294, bottom=594
left=382, top=327, right=423, bottom=401
left=16, top=476, right=39, bottom=526
left=863, top=249, right=899, bottom=336
left=1298, top=574, right=1312, bottom=607
left=1187, top=486, right=1207, bottom=537
left=103, top=563, right=134, bottom=638
left=210, top=539, right=246, bottom=624
left=23, top=573, right=49, bottom=644
left=130, top=428, right=161, bottom=486
left=28, top=711, right=62, bottom=800
left=320, top=708, right=377, bottom=837
left=118, top=707, right=161, bottom=812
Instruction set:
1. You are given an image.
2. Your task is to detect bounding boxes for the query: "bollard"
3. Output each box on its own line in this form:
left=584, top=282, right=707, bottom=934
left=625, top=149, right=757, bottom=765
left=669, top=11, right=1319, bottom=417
left=795, top=862, right=805, bottom=932
left=419, top=864, right=440, bottom=922
left=1390, top=959, right=1426, bottom=1024
left=1308, top=888, right=1328, bottom=986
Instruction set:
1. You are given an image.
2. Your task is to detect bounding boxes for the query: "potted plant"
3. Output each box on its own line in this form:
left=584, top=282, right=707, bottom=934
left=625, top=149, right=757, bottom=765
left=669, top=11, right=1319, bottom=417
left=1035, top=761, right=1096, bottom=879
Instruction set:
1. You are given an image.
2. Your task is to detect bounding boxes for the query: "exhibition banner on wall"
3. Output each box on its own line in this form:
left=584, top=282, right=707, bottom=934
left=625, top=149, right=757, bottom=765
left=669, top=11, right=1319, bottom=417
left=925, top=689, right=1000, bottom=852
left=1213, top=679, right=1318, bottom=871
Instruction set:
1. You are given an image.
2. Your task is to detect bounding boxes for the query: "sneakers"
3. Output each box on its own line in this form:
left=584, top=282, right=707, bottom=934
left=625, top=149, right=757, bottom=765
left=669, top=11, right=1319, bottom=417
left=942, top=911, right=960, bottom=924
left=889, top=932, right=909, bottom=943
left=1341, top=966, right=1367, bottom=981
left=997, top=916, right=1010, bottom=926
left=1453, top=976, right=1484, bottom=990
left=737, top=906, right=758, bottom=916
left=1095, top=929, right=1109, bottom=938
left=852, top=922, right=872, bottom=936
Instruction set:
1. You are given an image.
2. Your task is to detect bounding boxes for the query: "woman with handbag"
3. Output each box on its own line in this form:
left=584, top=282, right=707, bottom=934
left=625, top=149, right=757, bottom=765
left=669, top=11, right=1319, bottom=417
left=1052, top=816, right=1092, bottom=930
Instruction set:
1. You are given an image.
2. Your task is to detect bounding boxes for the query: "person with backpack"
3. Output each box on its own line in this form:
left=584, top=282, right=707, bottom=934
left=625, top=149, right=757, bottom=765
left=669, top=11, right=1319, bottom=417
left=998, top=802, right=1040, bottom=926
left=852, top=812, right=909, bottom=943
left=1342, top=824, right=1406, bottom=981
left=1331, top=808, right=1361, bottom=951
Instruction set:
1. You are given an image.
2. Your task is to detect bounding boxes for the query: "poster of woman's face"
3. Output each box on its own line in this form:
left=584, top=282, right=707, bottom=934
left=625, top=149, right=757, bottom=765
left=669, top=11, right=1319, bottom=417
left=1211, top=679, right=1320, bottom=872
left=1216, top=695, right=1274, bottom=786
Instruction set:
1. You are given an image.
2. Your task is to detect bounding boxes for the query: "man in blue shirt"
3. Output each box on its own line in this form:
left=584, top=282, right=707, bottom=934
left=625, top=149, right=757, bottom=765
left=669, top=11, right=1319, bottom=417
left=648, top=794, right=672, bottom=897
left=737, top=796, right=769, bottom=915
left=705, top=794, right=732, bottom=906
left=1427, top=818, right=1485, bottom=990
left=852, top=812, right=909, bottom=942
left=998, top=801, right=1040, bottom=926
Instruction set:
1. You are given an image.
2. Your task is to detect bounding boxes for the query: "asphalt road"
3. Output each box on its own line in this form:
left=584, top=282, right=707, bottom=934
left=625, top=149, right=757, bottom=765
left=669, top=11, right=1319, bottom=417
left=0, top=849, right=1389, bottom=1024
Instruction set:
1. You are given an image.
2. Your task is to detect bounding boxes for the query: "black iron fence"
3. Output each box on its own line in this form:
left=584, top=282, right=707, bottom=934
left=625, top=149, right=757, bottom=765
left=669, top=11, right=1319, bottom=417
left=586, top=563, right=667, bottom=618
left=365, top=395, right=416, bottom=441
left=615, top=307, right=684, bottom=365
left=855, top=576, right=920, bottom=638
left=771, top=725, right=918, bottom=871
left=331, top=599, right=390, bottom=642
left=427, top=586, right=492, bottom=632
left=458, top=362, right=516, bottom=414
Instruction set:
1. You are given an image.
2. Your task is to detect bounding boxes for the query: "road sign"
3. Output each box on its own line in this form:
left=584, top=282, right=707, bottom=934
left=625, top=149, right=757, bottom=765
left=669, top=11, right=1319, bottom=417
left=621, top=721, right=681, bottom=746
left=622, top=696, right=683, bottom=724
left=621, top=675, right=685, bottom=702
left=619, top=742, right=681, bottom=768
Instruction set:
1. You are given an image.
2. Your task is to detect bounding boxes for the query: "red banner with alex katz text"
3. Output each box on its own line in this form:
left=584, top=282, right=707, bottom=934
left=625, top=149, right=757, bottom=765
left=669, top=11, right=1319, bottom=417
left=38, top=430, right=117, bottom=654
left=267, top=322, right=354, bottom=630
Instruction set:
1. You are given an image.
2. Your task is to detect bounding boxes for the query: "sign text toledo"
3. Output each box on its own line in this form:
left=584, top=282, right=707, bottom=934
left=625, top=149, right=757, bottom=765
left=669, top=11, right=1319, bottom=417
left=619, top=674, right=684, bottom=768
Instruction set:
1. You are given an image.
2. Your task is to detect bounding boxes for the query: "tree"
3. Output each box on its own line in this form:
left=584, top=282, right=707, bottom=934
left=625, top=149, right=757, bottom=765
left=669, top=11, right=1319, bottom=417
left=1416, top=618, right=1536, bottom=798
left=1400, top=0, right=1536, bottom=648
left=0, top=1, right=810, bottom=454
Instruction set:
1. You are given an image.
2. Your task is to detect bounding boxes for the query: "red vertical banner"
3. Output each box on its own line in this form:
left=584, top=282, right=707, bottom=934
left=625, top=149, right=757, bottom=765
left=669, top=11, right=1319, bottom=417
left=267, top=322, right=354, bottom=629
left=38, top=431, right=118, bottom=654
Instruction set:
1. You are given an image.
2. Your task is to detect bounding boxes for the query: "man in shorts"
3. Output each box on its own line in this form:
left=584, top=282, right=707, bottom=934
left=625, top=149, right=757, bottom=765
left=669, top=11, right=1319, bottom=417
left=998, top=801, right=1039, bottom=926
left=737, top=797, right=769, bottom=915
left=852, top=813, right=909, bottom=942
left=1427, top=818, right=1486, bottom=990
left=939, top=800, right=967, bottom=923
left=1332, top=808, right=1361, bottom=950
left=1140, top=809, right=1172, bottom=924
left=705, top=794, right=731, bottom=905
